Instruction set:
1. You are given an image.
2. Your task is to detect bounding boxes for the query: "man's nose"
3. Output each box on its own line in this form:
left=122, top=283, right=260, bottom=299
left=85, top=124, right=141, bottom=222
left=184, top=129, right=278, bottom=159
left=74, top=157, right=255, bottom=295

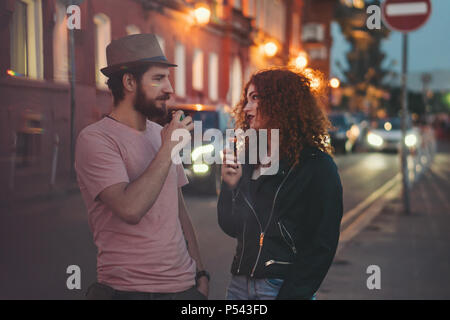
left=163, top=79, right=174, bottom=94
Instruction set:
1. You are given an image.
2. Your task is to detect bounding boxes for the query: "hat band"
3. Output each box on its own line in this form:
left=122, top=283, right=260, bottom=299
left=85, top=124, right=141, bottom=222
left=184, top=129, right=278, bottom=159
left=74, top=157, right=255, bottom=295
left=139, top=56, right=169, bottom=63
left=116, top=56, right=172, bottom=70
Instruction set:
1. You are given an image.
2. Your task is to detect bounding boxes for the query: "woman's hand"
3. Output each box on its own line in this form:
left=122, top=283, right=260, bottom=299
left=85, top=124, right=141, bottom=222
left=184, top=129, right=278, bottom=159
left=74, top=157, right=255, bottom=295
left=221, top=148, right=242, bottom=189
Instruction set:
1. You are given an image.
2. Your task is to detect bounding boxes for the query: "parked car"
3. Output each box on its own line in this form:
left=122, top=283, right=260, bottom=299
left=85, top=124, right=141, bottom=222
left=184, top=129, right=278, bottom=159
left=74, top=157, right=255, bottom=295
left=328, top=112, right=361, bottom=153
left=352, top=112, right=370, bottom=143
left=366, top=117, right=420, bottom=152
left=166, top=104, right=233, bottom=195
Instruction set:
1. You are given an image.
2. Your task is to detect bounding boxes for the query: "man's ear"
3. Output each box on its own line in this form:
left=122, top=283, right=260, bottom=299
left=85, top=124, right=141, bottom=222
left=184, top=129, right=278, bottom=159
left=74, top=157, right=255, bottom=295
left=122, top=73, right=136, bottom=93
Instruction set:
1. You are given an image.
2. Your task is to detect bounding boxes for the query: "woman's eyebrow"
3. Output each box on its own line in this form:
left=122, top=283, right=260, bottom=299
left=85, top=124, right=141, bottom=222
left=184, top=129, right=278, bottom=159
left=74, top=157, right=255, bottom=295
left=247, top=90, right=257, bottom=97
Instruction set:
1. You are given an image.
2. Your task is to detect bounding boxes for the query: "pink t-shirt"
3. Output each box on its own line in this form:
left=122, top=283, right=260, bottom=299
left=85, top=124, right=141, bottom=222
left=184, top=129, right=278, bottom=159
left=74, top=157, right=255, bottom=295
left=75, top=117, right=196, bottom=293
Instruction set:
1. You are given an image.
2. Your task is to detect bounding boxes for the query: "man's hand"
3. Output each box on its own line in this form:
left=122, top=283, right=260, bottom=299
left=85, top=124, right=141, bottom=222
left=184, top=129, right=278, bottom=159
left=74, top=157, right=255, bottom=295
left=98, top=112, right=193, bottom=225
left=196, top=277, right=209, bottom=298
left=160, top=110, right=193, bottom=153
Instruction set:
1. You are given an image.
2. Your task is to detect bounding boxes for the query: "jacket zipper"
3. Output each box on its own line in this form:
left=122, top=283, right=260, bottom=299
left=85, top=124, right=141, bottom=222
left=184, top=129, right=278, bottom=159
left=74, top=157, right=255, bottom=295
left=244, top=165, right=295, bottom=277
left=278, top=221, right=297, bottom=254
left=237, top=220, right=247, bottom=273
left=241, top=194, right=263, bottom=277
left=232, top=188, right=246, bottom=274
left=265, top=260, right=293, bottom=267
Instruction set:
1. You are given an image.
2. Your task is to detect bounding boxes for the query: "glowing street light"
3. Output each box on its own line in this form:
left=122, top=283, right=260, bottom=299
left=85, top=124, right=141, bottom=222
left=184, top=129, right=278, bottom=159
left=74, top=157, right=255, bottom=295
left=263, top=42, right=278, bottom=57
left=294, top=52, right=308, bottom=69
left=353, top=0, right=365, bottom=9
left=310, top=77, right=321, bottom=89
left=304, top=68, right=321, bottom=90
left=329, top=77, right=340, bottom=89
left=384, top=121, right=392, bottom=131
left=194, top=4, right=211, bottom=25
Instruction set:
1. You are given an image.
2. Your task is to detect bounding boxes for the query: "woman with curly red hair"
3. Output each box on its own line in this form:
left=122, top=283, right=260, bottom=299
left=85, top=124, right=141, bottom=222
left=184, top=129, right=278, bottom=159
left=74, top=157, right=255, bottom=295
left=217, top=68, right=343, bottom=300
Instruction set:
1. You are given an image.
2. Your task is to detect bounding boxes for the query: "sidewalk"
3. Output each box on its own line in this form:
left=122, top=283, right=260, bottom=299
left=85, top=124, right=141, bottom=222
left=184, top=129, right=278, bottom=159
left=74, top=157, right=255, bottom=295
left=318, top=144, right=450, bottom=299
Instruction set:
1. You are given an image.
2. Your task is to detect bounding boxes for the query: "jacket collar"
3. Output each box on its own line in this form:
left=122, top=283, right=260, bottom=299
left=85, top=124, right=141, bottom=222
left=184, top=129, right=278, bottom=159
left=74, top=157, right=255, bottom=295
left=241, top=146, right=320, bottom=182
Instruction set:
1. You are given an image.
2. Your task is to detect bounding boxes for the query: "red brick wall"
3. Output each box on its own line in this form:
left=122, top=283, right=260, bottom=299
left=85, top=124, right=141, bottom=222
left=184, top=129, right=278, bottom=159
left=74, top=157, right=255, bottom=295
left=0, top=0, right=252, bottom=201
left=0, top=0, right=337, bottom=200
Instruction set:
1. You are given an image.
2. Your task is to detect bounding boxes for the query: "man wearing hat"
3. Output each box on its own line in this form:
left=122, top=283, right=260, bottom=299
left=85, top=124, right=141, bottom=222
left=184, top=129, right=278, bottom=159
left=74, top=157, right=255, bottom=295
left=75, top=34, right=209, bottom=299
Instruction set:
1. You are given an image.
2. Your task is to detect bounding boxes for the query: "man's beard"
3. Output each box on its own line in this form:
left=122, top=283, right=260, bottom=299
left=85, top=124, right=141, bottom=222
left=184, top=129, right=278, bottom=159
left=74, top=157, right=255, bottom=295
left=133, top=84, right=168, bottom=121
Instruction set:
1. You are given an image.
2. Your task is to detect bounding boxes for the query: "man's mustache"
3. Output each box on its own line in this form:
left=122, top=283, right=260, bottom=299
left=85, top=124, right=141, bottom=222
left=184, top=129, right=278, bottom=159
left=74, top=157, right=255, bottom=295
left=156, top=94, right=170, bottom=101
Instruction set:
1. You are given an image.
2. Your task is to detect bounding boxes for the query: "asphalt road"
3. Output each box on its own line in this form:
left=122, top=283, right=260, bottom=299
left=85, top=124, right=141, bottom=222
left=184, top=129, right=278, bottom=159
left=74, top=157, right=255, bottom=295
left=0, top=151, right=403, bottom=299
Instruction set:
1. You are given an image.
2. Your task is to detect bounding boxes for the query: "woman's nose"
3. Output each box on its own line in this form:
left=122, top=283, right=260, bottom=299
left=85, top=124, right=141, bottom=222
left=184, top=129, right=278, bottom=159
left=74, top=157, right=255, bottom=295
left=243, top=103, right=252, bottom=112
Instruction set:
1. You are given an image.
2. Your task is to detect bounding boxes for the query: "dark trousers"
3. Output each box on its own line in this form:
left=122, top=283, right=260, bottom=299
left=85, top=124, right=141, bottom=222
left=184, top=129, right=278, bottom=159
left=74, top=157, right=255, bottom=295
left=86, top=282, right=207, bottom=300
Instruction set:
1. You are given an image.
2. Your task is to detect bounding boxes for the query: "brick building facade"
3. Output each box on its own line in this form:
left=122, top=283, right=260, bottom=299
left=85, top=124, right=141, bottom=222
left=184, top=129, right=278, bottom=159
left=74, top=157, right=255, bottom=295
left=0, top=0, right=337, bottom=202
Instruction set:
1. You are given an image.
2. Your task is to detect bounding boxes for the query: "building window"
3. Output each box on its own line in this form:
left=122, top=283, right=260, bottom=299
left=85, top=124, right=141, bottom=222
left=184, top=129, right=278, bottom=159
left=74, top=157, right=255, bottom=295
left=16, top=132, right=42, bottom=168
left=268, top=0, right=286, bottom=43
left=174, top=42, right=186, bottom=97
left=230, top=56, right=242, bottom=107
left=291, top=13, right=300, bottom=53
left=10, top=0, right=44, bottom=79
left=302, top=23, right=325, bottom=42
left=155, top=35, right=165, bottom=54
left=244, top=0, right=256, bottom=17
left=307, top=47, right=327, bottom=60
left=16, top=112, right=43, bottom=168
left=255, top=0, right=263, bottom=29
left=53, top=0, right=68, bottom=82
left=126, top=25, right=141, bottom=35
left=214, top=0, right=224, bottom=19
left=192, top=49, right=204, bottom=91
left=254, top=0, right=285, bottom=43
left=94, top=13, right=111, bottom=89
left=208, top=52, right=218, bottom=101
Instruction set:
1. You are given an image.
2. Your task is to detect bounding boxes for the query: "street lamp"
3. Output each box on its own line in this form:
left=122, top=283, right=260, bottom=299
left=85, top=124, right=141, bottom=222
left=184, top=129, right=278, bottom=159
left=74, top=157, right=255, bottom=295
left=193, top=3, right=211, bottom=25
left=263, top=42, right=278, bottom=58
left=294, top=52, right=308, bottom=69
left=329, top=77, right=340, bottom=89
left=304, top=68, right=321, bottom=90
left=310, top=77, right=321, bottom=89
left=352, top=0, right=365, bottom=9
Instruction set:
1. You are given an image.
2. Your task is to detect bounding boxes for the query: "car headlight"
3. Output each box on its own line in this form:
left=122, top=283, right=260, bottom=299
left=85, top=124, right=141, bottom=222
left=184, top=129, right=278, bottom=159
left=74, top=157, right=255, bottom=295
left=367, top=132, right=383, bottom=147
left=193, top=164, right=210, bottom=174
left=191, top=144, right=215, bottom=162
left=346, top=124, right=360, bottom=139
left=405, top=134, right=417, bottom=147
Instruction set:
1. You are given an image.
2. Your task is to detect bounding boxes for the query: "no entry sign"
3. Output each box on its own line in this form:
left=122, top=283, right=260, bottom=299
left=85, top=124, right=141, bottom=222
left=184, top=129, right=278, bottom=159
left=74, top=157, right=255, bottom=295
left=382, top=0, right=431, bottom=33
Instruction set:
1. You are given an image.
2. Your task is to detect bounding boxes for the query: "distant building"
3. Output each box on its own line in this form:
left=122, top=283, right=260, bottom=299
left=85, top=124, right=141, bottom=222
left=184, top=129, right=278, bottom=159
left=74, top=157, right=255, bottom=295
left=387, top=70, right=450, bottom=93
left=0, top=0, right=337, bottom=201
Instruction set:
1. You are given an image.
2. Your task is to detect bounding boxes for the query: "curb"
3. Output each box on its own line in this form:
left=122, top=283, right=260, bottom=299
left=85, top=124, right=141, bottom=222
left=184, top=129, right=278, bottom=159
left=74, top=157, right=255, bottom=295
left=338, top=174, right=401, bottom=254
left=0, top=184, right=80, bottom=208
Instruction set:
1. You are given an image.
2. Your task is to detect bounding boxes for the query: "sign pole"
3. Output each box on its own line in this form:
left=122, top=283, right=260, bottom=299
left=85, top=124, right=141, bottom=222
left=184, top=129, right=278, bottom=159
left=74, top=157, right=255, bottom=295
left=382, top=0, right=432, bottom=216
left=400, top=33, right=411, bottom=215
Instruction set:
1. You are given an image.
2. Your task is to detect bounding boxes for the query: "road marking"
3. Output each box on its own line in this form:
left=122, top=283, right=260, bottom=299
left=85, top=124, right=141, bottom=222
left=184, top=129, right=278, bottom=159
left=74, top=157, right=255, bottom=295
left=340, top=173, right=400, bottom=230
left=386, top=2, right=428, bottom=16
left=338, top=174, right=401, bottom=254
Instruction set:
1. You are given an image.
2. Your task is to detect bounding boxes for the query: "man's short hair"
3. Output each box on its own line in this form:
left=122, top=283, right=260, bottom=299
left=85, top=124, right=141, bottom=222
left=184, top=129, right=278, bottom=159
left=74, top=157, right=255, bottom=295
left=106, top=64, right=152, bottom=106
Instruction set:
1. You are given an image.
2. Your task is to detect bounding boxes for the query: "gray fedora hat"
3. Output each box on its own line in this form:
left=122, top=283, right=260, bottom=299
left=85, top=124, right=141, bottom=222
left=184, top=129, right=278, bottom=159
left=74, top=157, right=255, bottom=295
left=101, top=34, right=177, bottom=77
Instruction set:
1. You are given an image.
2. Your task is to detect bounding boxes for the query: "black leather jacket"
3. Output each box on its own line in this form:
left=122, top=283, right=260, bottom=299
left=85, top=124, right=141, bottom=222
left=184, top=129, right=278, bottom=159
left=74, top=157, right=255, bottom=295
left=217, top=147, right=343, bottom=299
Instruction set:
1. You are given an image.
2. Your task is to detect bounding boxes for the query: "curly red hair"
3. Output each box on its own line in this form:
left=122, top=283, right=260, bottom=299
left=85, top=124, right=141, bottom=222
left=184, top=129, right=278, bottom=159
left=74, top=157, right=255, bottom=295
left=233, top=67, right=332, bottom=165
